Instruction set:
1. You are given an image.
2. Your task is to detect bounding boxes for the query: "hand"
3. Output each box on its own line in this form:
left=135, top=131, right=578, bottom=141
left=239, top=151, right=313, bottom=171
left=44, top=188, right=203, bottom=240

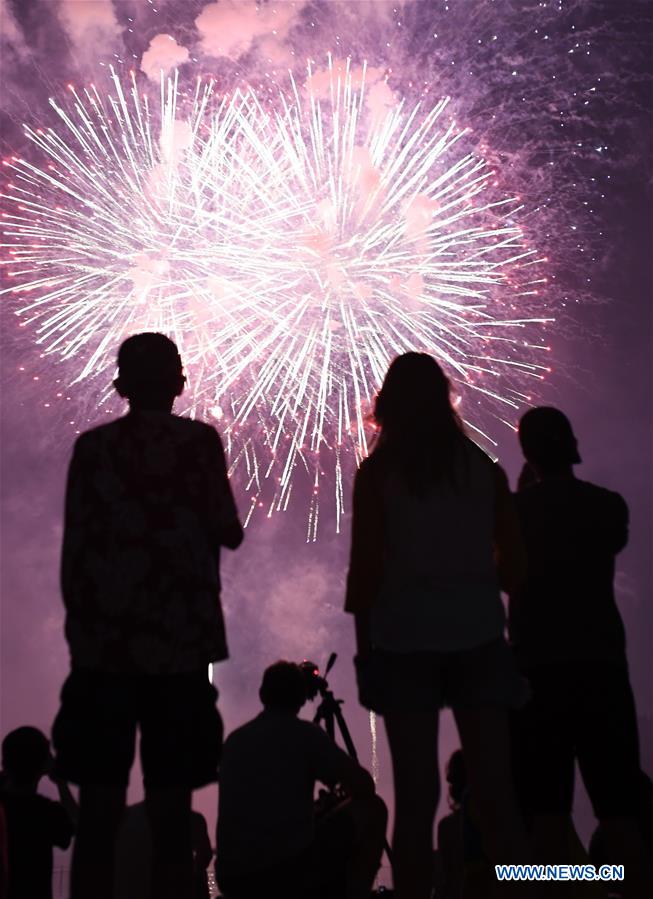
left=44, top=751, right=56, bottom=780
left=45, top=751, right=64, bottom=787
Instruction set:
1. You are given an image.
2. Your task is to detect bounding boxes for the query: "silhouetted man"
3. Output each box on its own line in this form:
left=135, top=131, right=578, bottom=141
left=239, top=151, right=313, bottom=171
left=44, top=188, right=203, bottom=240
left=216, top=661, right=387, bottom=899
left=509, top=407, right=651, bottom=896
left=53, top=333, right=243, bottom=899
left=0, top=727, right=76, bottom=899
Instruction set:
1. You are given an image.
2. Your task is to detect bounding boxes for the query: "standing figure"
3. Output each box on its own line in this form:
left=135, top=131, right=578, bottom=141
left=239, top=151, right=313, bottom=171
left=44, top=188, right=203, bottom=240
left=346, top=352, right=530, bottom=899
left=53, top=333, right=243, bottom=899
left=0, top=726, right=76, bottom=899
left=510, top=406, right=652, bottom=898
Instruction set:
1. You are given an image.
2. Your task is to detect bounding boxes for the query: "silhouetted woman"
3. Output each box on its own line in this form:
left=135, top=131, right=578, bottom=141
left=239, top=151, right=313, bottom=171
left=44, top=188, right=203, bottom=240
left=346, top=353, right=529, bottom=899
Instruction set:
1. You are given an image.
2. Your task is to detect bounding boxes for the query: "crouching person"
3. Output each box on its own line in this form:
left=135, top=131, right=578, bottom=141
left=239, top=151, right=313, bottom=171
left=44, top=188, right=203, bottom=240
left=216, top=661, right=387, bottom=899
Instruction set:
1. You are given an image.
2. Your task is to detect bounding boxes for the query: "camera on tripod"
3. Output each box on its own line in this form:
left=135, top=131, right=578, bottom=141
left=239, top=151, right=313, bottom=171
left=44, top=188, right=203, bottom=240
left=296, top=653, right=357, bottom=754
left=298, top=652, right=336, bottom=701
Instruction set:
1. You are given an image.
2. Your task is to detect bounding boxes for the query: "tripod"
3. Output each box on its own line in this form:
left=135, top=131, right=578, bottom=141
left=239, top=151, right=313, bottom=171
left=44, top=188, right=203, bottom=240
left=311, top=652, right=360, bottom=759
left=306, top=653, right=393, bottom=871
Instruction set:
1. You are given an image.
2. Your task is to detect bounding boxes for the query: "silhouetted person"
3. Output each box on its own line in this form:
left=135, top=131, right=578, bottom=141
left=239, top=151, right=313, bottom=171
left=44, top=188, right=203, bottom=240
left=346, top=352, right=531, bottom=899
left=510, top=406, right=651, bottom=897
left=437, top=750, right=467, bottom=899
left=52, top=333, right=243, bottom=899
left=113, top=801, right=212, bottom=899
left=0, top=727, right=76, bottom=899
left=215, top=661, right=387, bottom=899
left=438, top=749, right=496, bottom=899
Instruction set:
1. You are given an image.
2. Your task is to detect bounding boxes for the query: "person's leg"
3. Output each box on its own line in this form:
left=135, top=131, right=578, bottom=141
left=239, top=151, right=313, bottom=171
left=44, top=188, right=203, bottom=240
left=145, top=786, right=194, bottom=899
left=576, top=664, right=653, bottom=899
left=384, top=709, right=439, bottom=899
left=345, top=794, right=388, bottom=899
left=453, top=706, right=529, bottom=867
left=449, top=641, right=531, bottom=872
left=52, top=671, right=136, bottom=899
left=70, top=785, right=126, bottom=899
left=140, top=671, right=222, bottom=899
left=455, top=704, right=543, bottom=899
left=315, top=794, right=388, bottom=899
left=512, top=665, right=576, bottom=867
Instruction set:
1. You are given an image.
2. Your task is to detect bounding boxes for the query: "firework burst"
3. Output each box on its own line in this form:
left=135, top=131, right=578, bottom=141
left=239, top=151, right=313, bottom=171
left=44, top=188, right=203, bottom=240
left=1, top=58, right=552, bottom=536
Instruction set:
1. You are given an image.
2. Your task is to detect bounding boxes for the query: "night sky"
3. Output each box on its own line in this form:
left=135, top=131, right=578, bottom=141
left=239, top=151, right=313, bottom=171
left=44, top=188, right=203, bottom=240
left=1, top=1, right=651, bottom=887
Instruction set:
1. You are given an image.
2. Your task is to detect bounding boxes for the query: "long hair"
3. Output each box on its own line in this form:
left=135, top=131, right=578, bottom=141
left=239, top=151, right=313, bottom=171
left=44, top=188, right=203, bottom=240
left=372, top=352, right=464, bottom=492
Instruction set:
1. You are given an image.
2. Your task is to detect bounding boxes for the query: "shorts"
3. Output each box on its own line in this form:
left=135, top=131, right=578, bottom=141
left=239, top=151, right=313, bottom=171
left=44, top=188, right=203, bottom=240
left=511, top=661, right=641, bottom=819
left=52, top=668, right=223, bottom=790
left=355, top=637, right=529, bottom=713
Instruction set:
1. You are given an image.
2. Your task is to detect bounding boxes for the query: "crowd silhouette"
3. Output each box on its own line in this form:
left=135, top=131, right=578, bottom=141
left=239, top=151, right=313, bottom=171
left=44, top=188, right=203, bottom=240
left=0, top=335, right=651, bottom=899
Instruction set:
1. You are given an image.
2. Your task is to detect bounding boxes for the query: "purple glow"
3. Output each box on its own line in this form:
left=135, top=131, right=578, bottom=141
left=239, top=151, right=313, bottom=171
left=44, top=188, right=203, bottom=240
left=0, top=3, right=650, bottom=892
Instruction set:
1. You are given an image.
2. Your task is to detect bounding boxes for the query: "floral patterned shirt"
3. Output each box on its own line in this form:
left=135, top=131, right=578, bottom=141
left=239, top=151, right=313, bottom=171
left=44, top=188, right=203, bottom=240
left=61, top=411, right=241, bottom=674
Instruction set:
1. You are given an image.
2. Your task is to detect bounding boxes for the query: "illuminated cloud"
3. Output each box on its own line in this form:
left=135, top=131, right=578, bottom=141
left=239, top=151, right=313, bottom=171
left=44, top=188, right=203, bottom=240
left=141, top=33, right=190, bottom=81
left=195, top=0, right=303, bottom=62
left=56, top=0, right=121, bottom=56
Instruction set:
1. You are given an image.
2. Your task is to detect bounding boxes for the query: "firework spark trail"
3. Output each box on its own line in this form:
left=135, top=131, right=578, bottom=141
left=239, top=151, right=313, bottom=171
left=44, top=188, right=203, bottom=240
left=1, top=58, right=552, bottom=536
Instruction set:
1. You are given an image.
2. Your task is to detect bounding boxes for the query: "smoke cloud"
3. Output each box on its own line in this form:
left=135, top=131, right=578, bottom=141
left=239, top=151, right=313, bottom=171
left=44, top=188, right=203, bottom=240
left=0, top=0, right=28, bottom=59
left=141, top=33, right=190, bottom=81
left=56, top=0, right=122, bottom=59
left=194, top=0, right=304, bottom=63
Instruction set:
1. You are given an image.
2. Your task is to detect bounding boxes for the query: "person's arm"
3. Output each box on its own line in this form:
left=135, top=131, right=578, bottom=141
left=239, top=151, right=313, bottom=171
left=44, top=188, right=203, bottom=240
left=605, top=492, right=629, bottom=555
left=344, top=460, right=384, bottom=657
left=46, top=752, right=78, bottom=830
left=310, top=725, right=376, bottom=799
left=191, top=811, right=213, bottom=872
left=337, top=756, right=375, bottom=799
left=60, top=436, right=90, bottom=610
left=493, top=464, right=527, bottom=594
left=45, top=797, right=75, bottom=850
left=354, top=610, right=372, bottom=659
left=207, top=428, right=244, bottom=550
left=52, top=778, right=79, bottom=831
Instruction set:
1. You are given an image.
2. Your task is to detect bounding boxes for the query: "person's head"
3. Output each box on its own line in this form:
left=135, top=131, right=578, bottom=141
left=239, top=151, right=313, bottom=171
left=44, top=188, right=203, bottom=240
left=1, top=727, right=50, bottom=786
left=518, top=406, right=581, bottom=477
left=373, top=352, right=464, bottom=490
left=259, top=661, right=308, bottom=715
left=114, top=333, right=184, bottom=411
left=445, top=749, right=467, bottom=810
